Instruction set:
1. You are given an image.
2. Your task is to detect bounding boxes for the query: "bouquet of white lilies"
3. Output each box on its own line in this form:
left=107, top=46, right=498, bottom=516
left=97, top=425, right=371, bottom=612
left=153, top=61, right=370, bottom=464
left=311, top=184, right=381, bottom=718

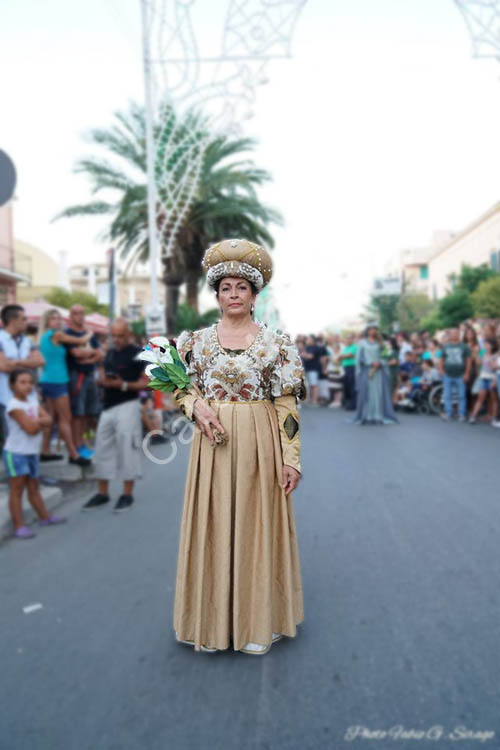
left=137, top=336, right=228, bottom=445
left=137, top=336, right=192, bottom=393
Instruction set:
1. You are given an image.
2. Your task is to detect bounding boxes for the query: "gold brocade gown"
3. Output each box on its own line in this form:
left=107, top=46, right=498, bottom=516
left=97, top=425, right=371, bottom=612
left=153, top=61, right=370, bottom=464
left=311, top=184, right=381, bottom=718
left=172, top=320, right=306, bottom=652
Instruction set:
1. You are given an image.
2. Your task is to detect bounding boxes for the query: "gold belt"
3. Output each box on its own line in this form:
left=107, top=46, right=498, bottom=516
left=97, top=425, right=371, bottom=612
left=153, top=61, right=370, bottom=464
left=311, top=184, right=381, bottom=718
left=208, top=399, right=272, bottom=404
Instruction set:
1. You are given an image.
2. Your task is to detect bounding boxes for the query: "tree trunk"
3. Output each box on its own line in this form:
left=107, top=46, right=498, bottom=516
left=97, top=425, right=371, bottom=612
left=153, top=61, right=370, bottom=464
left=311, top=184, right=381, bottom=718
left=165, top=282, right=180, bottom=336
left=163, top=253, right=185, bottom=336
left=185, top=264, right=201, bottom=314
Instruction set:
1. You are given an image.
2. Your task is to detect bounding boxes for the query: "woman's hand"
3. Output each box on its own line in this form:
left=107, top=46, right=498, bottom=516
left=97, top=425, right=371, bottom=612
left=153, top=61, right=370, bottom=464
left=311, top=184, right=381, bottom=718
left=282, top=465, right=301, bottom=495
left=193, top=398, right=227, bottom=446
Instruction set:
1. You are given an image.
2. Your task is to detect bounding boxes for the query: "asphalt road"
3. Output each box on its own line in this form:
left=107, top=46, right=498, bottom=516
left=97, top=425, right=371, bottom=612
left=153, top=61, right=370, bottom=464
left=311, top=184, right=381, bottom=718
left=1, top=407, right=499, bottom=750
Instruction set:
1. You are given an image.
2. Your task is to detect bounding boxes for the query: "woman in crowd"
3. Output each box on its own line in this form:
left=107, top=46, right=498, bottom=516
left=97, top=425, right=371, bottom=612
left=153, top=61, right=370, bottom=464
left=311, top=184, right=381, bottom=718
left=463, top=324, right=480, bottom=416
left=469, top=337, right=499, bottom=424
left=384, top=335, right=400, bottom=400
left=324, top=334, right=343, bottom=407
left=350, top=323, right=399, bottom=425
left=37, top=309, right=92, bottom=466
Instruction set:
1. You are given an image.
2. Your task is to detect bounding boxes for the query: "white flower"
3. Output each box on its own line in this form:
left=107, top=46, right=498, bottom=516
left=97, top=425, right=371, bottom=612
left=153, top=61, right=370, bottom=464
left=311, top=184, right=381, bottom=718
left=145, top=363, right=158, bottom=378
left=149, top=336, right=171, bottom=350
left=136, top=342, right=174, bottom=366
left=136, top=349, right=159, bottom=364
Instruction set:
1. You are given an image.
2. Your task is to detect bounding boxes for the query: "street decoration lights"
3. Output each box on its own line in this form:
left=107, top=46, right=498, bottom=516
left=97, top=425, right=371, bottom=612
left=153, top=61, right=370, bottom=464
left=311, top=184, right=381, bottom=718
left=454, top=0, right=500, bottom=60
left=140, top=0, right=307, bottom=333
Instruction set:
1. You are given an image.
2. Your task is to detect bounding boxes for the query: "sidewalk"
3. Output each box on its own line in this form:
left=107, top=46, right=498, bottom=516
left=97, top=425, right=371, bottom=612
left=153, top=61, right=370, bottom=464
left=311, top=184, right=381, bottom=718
left=0, top=445, right=97, bottom=543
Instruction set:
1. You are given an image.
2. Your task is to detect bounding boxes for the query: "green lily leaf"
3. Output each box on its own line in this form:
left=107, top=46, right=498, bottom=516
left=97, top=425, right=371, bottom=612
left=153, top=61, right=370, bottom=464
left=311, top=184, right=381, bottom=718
left=150, top=366, right=172, bottom=382
left=147, top=378, right=176, bottom=392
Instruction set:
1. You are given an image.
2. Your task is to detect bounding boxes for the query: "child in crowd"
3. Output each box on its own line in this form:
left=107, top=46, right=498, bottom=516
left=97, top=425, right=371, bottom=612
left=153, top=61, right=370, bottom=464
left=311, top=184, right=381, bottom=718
left=399, top=350, right=419, bottom=380
left=395, top=373, right=412, bottom=407
left=3, top=368, right=67, bottom=540
left=420, top=358, right=441, bottom=387
left=140, top=391, right=168, bottom=444
left=468, top=338, right=499, bottom=424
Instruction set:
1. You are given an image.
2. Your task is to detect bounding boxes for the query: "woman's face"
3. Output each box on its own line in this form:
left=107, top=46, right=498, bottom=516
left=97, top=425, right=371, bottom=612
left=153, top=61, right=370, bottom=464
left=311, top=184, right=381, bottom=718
left=367, top=327, right=377, bottom=338
left=48, top=312, right=61, bottom=329
left=218, top=277, right=255, bottom=318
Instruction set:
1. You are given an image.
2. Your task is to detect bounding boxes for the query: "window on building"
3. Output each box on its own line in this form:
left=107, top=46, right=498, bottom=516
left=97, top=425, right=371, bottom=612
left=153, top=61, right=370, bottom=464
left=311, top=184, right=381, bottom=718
left=490, top=251, right=499, bottom=272
left=420, top=265, right=428, bottom=280
left=83, top=268, right=89, bottom=276
left=0, top=285, right=9, bottom=305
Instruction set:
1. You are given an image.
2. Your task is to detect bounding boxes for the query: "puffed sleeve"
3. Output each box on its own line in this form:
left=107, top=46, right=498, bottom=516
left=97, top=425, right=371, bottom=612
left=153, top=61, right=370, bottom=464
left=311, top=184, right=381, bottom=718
left=270, top=332, right=307, bottom=401
left=271, top=332, right=306, bottom=476
left=173, top=329, right=199, bottom=422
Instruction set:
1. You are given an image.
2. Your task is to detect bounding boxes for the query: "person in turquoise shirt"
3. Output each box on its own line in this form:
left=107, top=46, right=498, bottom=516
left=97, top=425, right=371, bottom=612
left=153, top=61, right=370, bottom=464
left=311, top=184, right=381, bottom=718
left=37, top=309, right=93, bottom=466
left=339, top=333, right=357, bottom=410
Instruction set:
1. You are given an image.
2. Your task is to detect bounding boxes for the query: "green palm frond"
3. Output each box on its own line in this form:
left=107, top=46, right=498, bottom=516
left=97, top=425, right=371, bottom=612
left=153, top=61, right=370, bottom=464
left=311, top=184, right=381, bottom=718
left=52, top=201, right=115, bottom=221
left=55, top=100, right=282, bottom=288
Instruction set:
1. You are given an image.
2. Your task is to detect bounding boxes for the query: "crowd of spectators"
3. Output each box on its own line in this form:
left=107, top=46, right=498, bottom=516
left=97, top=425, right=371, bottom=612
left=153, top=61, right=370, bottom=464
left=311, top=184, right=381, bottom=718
left=3, top=302, right=500, bottom=541
left=294, top=321, right=500, bottom=427
left=0, top=303, right=175, bottom=540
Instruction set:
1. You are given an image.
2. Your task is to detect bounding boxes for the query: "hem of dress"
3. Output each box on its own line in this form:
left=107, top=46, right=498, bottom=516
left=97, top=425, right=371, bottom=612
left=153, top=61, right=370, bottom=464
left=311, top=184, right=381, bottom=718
left=174, top=619, right=304, bottom=653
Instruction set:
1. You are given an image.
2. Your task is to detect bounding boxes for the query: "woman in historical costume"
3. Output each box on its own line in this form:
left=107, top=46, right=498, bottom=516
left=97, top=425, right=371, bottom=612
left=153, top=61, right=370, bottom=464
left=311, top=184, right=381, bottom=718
left=350, top=323, right=399, bottom=425
left=172, top=239, right=307, bottom=655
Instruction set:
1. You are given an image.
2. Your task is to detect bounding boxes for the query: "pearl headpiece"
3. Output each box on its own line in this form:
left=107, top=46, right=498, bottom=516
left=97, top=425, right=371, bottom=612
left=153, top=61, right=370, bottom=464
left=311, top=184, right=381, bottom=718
left=202, top=238, right=273, bottom=291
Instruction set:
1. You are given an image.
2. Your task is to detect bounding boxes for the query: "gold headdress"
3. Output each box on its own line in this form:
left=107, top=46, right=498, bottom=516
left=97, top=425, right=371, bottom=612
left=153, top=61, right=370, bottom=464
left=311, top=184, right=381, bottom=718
left=201, top=238, right=273, bottom=291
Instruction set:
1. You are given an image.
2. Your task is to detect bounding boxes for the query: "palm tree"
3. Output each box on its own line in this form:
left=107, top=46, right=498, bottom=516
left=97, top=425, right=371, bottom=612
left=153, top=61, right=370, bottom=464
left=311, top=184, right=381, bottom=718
left=54, top=101, right=282, bottom=331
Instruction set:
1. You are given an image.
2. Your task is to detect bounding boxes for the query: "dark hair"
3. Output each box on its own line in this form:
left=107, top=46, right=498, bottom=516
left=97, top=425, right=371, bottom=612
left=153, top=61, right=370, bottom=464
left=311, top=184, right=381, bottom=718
left=400, top=372, right=409, bottom=382
left=485, top=337, right=499, bottom=354
left=423, top=358, right=434, bottom=367
left=463, top=325, right=478, bottom=346
left=9, top=367, right=34, bottom=388
left=214, top=278, right=258, bottom=297
left=389, top=336, right=399, bottom=351
left=1, top=304, right=24, bottom=327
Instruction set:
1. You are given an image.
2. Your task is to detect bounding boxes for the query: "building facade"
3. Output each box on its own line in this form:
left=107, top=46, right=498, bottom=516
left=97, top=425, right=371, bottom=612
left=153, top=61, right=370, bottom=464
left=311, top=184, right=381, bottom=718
left=69, top=259, right=166, bottom=320
left=428, top=202, right=500, bottom=299
left=0, top=204, right=31, bottom=305
left=14, top=239, right=60, bottom=303
left=383, top=231, right=455, bottom=299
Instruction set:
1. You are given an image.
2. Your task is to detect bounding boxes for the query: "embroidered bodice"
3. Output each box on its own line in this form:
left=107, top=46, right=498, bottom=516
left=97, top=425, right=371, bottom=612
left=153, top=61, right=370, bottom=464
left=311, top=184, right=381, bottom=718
left=175, top=321, right=306, bottom=402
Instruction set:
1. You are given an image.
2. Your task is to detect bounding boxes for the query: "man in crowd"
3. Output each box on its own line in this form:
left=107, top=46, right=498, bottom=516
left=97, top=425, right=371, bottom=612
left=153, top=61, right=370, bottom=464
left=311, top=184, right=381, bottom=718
left=436, top=327, right=472, bottom=422
left=396, top=332, right=412, bottom=363
left=82, top=318, right=149, bottom=513
left=64, top=304, right=103, bottom=459
left=302, top=334, right=329, bottom=407
left=339, top=332, right=357, bottom=410
left=0, top=304, right=45, bottom=439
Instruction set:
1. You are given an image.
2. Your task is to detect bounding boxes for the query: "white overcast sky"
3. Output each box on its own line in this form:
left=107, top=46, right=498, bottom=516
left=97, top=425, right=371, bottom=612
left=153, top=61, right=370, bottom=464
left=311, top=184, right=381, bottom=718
left=3, top=0, right=500, bottom=335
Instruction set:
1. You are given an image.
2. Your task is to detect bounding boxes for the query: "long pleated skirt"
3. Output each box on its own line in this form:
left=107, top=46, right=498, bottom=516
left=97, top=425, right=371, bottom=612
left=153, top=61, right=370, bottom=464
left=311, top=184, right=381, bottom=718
left=173, top=399, right=305, bottom=652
